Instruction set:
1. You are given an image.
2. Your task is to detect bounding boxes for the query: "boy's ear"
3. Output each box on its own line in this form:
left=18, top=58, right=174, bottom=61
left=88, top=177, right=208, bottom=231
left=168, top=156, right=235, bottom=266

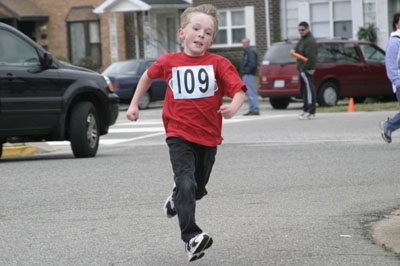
left=178, top=28, right=185, bottom=40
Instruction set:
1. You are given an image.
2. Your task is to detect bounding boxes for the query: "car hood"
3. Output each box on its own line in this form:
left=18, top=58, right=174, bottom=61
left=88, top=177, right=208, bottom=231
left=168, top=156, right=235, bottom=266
left=103, top=73, right=140, bottom=78
left=57, top=60, right=96, bottom=73
left=104, top=74, right=140, bottom=83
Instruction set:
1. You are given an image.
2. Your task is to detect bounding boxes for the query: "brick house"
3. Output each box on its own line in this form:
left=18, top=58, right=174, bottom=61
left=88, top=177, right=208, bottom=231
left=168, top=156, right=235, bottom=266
left=193, top=0, right=281, bottom=71
left=94, top=0, right=190, bottom=63
left=0, top=0, right=190, bottom=71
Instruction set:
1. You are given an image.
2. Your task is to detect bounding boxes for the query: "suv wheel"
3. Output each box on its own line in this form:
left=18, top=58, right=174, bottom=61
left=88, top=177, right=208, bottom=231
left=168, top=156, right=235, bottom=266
left=269, top=97, right=290, bottom=109
left=139, top=91, right=151, bottom=110
left=69, top=102, right=99, bottom=158
left=318, top=82, right=338, bottom=106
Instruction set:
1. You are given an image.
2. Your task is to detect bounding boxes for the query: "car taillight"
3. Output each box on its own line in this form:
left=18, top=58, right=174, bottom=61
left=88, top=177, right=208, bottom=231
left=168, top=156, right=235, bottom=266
left=292, top=75, right=299, bottom=81
left=112, top=83, right=120, bottom=89
left=259, top=70, right=267, bottom=82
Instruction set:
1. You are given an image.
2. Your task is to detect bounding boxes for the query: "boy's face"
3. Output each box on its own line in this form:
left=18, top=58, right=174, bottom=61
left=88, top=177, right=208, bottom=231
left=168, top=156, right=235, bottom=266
left=179, top=13, right=214, bottom=57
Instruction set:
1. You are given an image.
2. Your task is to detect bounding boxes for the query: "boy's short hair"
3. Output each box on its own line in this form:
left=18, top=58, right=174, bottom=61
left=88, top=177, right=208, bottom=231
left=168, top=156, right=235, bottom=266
left=298, top=21, right=309, bottom=28
left=393, top=12, right=400, bottom=31
left=180, top=4, right=219, bottom=38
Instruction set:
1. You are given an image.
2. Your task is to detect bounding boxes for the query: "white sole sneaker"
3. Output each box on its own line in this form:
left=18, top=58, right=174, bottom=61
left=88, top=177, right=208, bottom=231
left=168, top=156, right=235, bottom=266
left=185, top=233, right=213, bottom=262
left=163, top=193, right=176, bottom=218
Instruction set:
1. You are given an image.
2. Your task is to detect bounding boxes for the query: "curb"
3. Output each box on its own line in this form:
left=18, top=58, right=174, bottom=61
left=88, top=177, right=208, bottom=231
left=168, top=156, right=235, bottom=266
left=370, top=209, right=400, bottom=254
left=2, top=145, right=38, bottom=158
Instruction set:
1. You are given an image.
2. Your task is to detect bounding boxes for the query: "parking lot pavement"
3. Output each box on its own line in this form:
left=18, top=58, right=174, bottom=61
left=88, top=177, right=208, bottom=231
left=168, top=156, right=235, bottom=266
left=2, top=99, right=400, bottom=258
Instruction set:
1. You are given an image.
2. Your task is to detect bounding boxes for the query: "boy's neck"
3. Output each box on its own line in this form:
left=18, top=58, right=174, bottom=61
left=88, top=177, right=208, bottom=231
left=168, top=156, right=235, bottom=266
left=183, top=50, right=208, bottom=57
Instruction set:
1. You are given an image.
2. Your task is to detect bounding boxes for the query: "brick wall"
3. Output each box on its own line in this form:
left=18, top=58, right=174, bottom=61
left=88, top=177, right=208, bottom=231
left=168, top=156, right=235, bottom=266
left=18, top=0, right=126, bottom=71
left=193, top=0, right=280, bottom=73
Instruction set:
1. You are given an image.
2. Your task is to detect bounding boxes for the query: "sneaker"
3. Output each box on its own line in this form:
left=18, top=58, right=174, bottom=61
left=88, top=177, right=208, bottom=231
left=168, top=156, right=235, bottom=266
left=163, top=193, right=177, bottom=218
left=243, top=111, right=260, bottom=116
left=380, top=118, right=392, bottom=143
left=185, top=233, right=213, bottom=262
left=298, top=112, right=307, bottom=120
left=306, top=113, right=315, bottom=119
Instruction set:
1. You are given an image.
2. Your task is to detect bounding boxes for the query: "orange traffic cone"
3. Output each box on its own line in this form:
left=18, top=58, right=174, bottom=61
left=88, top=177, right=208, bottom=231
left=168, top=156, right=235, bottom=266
left=347, top=97, right=355, bottom=112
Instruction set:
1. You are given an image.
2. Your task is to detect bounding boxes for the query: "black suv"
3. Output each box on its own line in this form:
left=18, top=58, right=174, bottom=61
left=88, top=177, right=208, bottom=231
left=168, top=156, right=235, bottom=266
left=0, top=23, right=119, bottom=158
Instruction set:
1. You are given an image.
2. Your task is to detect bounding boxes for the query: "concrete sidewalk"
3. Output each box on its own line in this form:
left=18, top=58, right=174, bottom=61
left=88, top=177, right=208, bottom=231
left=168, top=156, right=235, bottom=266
left=370, top=209, right=400, bottom=255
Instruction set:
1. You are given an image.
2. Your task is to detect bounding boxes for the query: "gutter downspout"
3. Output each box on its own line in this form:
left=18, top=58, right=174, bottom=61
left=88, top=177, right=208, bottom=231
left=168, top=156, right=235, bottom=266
left=134, top=12, right=140, bottom=59
left=265, top=0, right=271, bottom=48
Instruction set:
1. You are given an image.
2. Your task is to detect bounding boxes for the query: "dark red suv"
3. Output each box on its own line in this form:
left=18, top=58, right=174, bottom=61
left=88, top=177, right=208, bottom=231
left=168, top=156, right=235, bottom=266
left=258, top=39, right=392, bottom=109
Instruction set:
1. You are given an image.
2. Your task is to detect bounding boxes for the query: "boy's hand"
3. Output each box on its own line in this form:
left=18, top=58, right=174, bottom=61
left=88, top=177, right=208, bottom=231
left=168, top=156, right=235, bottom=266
left=218, top=89, right=246, bottom=119
left=218, top=104, right=236, bottom=119
left=126, top=105, right=139, bottom=121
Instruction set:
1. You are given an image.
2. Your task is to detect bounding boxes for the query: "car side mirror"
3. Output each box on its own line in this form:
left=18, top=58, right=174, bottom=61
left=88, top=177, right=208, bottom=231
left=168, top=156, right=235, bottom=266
left=42, top=52, right=53, bottom=68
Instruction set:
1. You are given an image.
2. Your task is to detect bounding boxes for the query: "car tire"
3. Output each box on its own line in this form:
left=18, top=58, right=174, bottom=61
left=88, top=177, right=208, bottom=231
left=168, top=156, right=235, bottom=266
left=269, top=97, right=290, bottom=109
left=0, top=143, right=2, bottom=158
left=69, top=102, right=99, bottom=158
left=318, top=82, right=338, bottom=106
left=139, top=91, right=151, bottom=110
left=353, top=97, right=366, bottom=104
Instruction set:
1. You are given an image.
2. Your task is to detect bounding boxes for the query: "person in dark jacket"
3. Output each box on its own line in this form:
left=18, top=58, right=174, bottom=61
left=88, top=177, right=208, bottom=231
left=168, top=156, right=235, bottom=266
left=294, top=21, right=318, bottom=120
left=241, top=37, right=259, bottom=115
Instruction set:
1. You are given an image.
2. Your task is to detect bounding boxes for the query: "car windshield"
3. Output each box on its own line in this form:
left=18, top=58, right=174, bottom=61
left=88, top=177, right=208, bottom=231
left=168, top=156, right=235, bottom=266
left=102, top=60, right=140, bottom=75
left=263, top=43, right=296, bottom=64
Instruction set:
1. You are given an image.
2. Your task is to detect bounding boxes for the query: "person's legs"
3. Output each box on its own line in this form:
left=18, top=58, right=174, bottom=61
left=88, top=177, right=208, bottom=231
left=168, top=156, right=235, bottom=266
left=299, top=73, right=308, bottom=113
left=193, top=143, right=217, bottom=200
left=300, top=71, right=316, bottom=114
left=386, top=90, right=400, bottom=132
left=166, top=137, right=202, bottom=242
left=243, top=74, right=259, bottom=113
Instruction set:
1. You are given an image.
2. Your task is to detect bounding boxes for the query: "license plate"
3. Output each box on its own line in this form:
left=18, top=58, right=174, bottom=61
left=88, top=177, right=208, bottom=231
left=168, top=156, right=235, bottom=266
left=274, top=80, right=285, bottom=88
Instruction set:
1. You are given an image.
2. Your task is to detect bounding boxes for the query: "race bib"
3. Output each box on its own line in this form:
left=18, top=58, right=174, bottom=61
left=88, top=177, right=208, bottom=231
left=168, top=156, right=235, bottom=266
left=170, top=65, right=216, bottom=99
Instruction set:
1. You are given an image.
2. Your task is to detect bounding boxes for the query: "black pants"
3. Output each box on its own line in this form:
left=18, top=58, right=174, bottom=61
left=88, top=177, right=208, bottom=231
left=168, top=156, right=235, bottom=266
left=166, top=137, right=217, bottom=242
left=300, top=71, right=316, bottom=114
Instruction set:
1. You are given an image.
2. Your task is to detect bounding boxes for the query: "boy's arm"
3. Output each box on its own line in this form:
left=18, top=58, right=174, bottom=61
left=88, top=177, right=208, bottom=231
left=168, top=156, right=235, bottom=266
left=126, top=70, right=153, bottom=121
left=217, top=89, right=246, bottom=119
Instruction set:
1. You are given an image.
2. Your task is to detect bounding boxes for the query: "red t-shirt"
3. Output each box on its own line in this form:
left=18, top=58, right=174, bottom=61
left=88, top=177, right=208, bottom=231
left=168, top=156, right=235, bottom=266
left=147, top=51, right=247, bottom=147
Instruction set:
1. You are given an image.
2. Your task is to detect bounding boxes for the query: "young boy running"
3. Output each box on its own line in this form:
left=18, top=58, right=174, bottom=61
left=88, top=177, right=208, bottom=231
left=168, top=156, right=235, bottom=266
left=126, top=4, right=246, bottom=262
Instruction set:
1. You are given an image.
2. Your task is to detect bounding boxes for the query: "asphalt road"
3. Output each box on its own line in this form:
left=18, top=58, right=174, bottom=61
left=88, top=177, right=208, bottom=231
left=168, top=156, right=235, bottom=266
left=1, top=101, right=400, bottom=265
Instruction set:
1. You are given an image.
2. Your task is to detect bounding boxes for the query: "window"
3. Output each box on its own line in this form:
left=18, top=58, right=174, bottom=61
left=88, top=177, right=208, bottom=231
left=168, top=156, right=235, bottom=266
left=333, top=2, right=352, bottom=39
left=334, top=43, right=360, bottom=63
left=309, top=1, right=352, bottom=39
left=318, top=43, right=336, bottom=63
left=0, top=29, right=40, bottom=66
left=263, top=43, right=296, bottom=64
left=310, top=3, right=330, bottom=39
left=68, top=21, right=101, bottom=67
left=102, top=60, right=140, bottom=75
left=146, top=60, right=155, bottom=70
left=213, top=6, right=254, bottom=48
left=318, top=43, right=360, bottom=63
left=359, top=44, right=385, bottom=63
